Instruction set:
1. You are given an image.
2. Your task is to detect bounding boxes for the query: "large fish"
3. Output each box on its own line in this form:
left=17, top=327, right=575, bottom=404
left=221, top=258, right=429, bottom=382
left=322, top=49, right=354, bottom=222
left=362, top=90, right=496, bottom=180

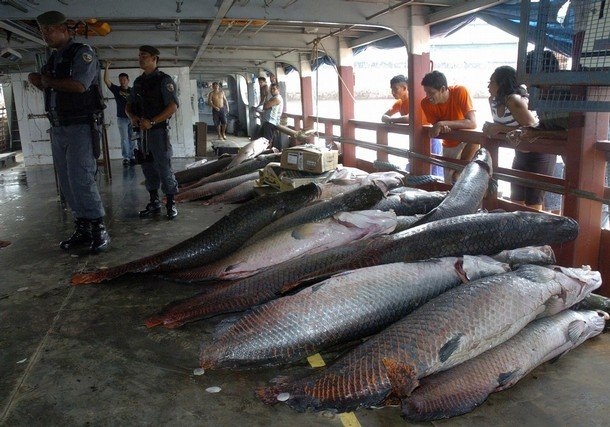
left=166, top=210, right=397, bottom=282
left=175, top=155, right=233, bottom=186
left=407, top=147, right=492, bottom=228
left=70, top=183, right=321, bottom=285
left=198, top=255, right=510, bottom=369
left=370, top=189, right=447, bottom=216
left=401, top=309, right=608, bottom=421
left=257, top=265, right=601, bottom=413
left=224, top=137, right=270, bottom=170
left=490, top=245, right=556, bottom=267
left=174, top=171, right=260, bottom=203
left=182, top=153, right=280, bottom=191
left=203, top=179, right=258, bottom=205
left=245, top=185, right=385, bottom=245
left=144, top=211, right=578, bottom=329
left=572, top=293, right=610, bottom=330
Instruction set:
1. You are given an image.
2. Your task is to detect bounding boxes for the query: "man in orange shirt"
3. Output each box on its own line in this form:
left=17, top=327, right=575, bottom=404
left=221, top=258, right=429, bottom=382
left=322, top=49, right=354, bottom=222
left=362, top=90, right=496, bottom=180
left=381, top=74, right=409, bottom=124
left=421, top=70, right=478, bottom=183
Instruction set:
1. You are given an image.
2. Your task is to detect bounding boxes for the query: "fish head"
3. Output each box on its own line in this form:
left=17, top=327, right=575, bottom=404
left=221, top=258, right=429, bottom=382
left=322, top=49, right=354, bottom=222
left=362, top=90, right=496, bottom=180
left=515, top=212, right=579, bottom=244
left=567, top=310, right=608, bottom=345
left=472, top=147, right=493, bottom=175
left=553, top=265, right=602, bottom=305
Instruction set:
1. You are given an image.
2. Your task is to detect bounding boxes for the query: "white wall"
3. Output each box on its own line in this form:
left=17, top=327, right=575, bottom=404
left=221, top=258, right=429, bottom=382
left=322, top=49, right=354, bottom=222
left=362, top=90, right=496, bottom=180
left=10, top=66, right=196, bottom=166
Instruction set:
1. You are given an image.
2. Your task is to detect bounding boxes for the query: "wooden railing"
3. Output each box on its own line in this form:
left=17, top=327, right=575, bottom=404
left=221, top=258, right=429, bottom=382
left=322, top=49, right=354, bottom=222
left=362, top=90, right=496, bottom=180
left=284, top=110, right=610, bottom=295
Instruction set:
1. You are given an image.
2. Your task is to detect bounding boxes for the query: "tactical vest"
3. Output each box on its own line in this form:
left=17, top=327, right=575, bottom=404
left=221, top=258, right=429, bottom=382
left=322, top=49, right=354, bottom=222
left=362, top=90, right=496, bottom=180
left=44, top=42, right=105, bottom=117
left=132, top=70, right=167, bottom=122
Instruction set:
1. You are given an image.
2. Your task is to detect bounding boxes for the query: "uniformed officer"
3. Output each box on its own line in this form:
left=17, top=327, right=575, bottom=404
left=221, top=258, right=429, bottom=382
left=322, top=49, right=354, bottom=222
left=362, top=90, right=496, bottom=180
left=28, top=10, right=110, bottom=253
left=125, top=45, right=180, bottom=219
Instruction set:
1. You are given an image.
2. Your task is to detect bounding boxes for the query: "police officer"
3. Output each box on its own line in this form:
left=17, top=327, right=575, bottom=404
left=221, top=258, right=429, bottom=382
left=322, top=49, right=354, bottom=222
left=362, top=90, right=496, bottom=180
left=125, top=45, right=179, bottom=219
left=28, top=11, right=110, bottom=253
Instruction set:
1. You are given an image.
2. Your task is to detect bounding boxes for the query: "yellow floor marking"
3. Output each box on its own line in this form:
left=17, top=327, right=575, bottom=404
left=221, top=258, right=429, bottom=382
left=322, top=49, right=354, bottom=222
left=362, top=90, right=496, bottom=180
left=307, top=353, right=362, bottom=427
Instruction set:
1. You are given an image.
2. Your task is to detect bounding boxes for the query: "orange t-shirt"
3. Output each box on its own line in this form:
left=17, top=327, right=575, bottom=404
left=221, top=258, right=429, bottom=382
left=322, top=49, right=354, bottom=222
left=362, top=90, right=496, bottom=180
left=388, top=96, right=410, bottom=116
left=420, top=85, right=474, bottom=147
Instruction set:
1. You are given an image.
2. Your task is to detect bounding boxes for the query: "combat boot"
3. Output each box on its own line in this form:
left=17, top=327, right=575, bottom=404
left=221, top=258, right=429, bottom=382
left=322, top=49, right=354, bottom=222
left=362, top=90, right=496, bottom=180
left=139, top=190, right=162, bottom=217
left=90, top=218, right=110, bottom=253
left=60, top=218, right=92, bottom=250
left=166, top=194, right=178, bottom=220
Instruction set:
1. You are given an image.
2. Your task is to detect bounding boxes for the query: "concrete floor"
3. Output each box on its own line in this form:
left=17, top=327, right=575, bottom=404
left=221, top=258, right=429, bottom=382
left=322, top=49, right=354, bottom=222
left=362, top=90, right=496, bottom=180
left=1, top=147, right=609, bottom=427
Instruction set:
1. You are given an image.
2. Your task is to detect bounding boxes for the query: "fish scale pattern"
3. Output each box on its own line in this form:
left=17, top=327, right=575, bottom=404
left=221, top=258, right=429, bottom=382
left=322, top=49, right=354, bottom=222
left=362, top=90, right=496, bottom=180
left=198, top=257, right=507, bottom=369
left=262, top=265, right=599, bottom=413
left=401, top=309, right=607, bottom=421
left=147, top=211, right=578, bottom=328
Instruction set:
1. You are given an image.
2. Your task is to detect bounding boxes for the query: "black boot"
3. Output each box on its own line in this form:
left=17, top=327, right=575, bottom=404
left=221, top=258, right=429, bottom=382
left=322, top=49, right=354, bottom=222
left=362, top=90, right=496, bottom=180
left=139, top=190, right=162, bottom=217
left=90, top=218, right=110, bottom=253
left=60, top=218, right=92, bottom=250
left=166, top=194, right=178, bottom=220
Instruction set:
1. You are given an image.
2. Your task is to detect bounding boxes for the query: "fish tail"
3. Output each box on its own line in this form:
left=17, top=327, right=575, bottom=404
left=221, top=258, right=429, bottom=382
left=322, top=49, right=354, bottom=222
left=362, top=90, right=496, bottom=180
left=382, top=357, right=419, bottom=397
left=144, top=315, right=164, bottom=329
left=254, top=386, right=282, bottom=405
left=70, top=268, right=120, bottom=285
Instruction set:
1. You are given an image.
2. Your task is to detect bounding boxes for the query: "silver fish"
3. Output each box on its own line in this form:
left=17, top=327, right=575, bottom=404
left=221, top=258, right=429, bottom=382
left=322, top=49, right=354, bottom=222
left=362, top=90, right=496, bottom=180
left=257, top=265, right=601, bottom=413
left=401, top=309, right=608, bottom=421
left=199, top=255, right=509, bottom=369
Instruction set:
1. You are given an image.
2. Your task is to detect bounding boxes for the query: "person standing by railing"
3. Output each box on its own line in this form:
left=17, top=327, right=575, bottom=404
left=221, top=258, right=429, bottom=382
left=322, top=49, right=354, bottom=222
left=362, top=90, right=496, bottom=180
left=420, top=70, right=478, bottom=183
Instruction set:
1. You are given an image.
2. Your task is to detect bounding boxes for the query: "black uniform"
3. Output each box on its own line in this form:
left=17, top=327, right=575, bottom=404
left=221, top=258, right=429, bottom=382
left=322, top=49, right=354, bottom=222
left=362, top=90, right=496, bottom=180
left=129, top=68, right=179, bottom=216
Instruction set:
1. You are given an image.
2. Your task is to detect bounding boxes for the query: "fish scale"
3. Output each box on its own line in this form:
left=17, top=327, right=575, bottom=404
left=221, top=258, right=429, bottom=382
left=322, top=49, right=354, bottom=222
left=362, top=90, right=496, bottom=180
left=145, top=211, right=578, bottom=329
left=70, top=182, right=320, bottom=284
left=198, top=257, right=509, bottom=369
left=401, top=309, right=608, bottom=421
left=257, top=264, right=601, bottom=413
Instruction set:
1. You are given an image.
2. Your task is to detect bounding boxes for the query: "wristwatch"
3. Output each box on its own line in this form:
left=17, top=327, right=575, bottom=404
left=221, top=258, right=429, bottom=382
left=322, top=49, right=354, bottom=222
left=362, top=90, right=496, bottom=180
left=150, top=119, right=156, bottom=126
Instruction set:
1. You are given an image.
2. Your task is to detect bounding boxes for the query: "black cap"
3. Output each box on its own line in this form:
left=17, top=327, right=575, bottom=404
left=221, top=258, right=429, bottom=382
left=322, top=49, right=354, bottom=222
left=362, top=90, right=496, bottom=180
left=139, top=45, right=160, bottom=56
left=36, top=10, right=67, bottom=26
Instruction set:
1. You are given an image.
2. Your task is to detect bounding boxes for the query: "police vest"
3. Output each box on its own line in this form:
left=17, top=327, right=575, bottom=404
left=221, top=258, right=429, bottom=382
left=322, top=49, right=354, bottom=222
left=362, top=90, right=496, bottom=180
left=132, top=70, right=168, bottom=121
left=44, top=42, right=105, bottom=117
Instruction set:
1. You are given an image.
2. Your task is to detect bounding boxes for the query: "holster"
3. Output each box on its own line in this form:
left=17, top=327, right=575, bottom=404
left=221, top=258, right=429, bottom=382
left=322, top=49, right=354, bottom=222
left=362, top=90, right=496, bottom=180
left=90, top=113, right=103, bottom=159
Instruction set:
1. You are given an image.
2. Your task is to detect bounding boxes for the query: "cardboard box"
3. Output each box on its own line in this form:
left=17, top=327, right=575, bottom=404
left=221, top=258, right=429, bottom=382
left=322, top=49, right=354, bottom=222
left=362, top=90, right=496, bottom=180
left=280, top=146, right=338, bottom=174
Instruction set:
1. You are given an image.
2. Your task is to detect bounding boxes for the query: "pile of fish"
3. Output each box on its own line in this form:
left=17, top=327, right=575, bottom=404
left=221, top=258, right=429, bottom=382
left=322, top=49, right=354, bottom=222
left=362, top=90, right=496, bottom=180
left=69, top=147, right=608, bottom=422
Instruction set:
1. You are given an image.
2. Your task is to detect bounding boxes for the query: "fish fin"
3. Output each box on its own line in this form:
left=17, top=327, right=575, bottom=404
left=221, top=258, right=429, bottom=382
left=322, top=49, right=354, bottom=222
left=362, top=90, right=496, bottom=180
left=212, top=315, right=242, bottom=338
left=291, top=223, right=326, bottom=239
left=541, top=294, right=567, bottom=317
left=144, top=315, right=163, bottom=329
left=255, top=385, right=283, bottom=405
left=439, top=334, right=463, bottom=363
left=454, top=258, right=469, bottom=283
left=382, top=358, right=419, bottom=397
left=279, top=274, right=335, bottom=294
left=567, top=319, right=588, bottom=343
left=496, top=369, right=521, bottom=389
left=70, top=269, right=111, bottom=285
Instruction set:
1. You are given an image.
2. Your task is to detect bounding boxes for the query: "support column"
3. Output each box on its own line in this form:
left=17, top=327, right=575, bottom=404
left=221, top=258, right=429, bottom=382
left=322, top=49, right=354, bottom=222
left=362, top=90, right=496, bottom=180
left=558, top=105, right=608, bottom=269
left=336, top=37, right=355, bottom=165
left=299, top=55, right=313, bottom=130
left=406, top=6, right=431, bottom=176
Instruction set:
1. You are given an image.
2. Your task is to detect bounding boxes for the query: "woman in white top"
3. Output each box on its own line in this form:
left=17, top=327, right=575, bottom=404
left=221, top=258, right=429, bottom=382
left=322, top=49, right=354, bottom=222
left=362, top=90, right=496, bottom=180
left=482, top=66, right=556, bottom=210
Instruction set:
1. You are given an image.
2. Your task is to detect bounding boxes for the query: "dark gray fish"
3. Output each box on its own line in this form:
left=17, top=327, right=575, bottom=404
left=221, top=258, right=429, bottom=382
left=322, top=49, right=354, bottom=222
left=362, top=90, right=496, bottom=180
left=71, top=183, right=321, bottom=284
left=245, top=184, right=385, bottom=245
left=407, top=148, right=492, bottom=228
left=371, top=189, right=447, bottom=216
left=490, top=245, right=556, bottom=267
left=175, top=156, right=233, bottom=186
left=181, top=153, right=280, bottom=191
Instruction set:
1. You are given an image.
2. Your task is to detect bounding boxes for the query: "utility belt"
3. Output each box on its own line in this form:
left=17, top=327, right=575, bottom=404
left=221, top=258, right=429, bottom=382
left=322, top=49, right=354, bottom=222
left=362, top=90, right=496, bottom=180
left=149, top=121, right=168, bottom=130
left=47, top=112, right=102, bottom=128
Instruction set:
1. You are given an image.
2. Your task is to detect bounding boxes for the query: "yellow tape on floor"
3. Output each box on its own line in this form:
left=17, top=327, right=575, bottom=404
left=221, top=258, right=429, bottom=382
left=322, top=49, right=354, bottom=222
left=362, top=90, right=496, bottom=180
left=307, top=353, right=362, bottom=427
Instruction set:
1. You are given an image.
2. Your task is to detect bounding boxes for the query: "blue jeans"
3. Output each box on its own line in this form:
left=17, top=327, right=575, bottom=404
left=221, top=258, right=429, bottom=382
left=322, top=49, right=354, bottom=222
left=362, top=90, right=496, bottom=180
left=117, top=116, right=134, bottom=160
